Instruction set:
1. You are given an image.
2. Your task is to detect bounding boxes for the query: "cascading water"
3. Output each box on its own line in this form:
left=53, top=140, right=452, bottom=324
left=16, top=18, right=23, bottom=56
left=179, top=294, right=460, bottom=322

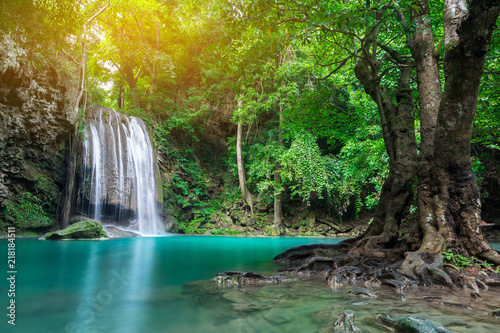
left=78, top=106, right=164, bottom=235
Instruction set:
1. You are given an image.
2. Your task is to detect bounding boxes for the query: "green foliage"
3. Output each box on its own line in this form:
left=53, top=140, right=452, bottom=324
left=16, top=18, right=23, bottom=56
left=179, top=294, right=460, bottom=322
left=471, top=256, right=494, bottom=269
left=210, top=228, right=242, bottom=236
left=442, top=249, right=497, bottom=270
left=279, top=131, right=334, bottom=203
left=2, top=192, right=53, bottom=229
left=183, top=218, right=207, bottom=235
left=0, top=0, right=86, bottom=75
left=34, top=174, right=58, bottom=205
left=15, top=0, right=495, bottom=237
left=442, top=249, right=471, bottom=269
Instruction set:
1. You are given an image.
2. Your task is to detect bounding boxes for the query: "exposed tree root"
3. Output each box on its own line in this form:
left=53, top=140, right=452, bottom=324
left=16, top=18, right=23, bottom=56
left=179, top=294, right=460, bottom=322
left=316, top=217, right=353, bottom=234
left=293, top=256, right=336, bottom=273
left=273, top=243, right=350, bottom=265
left=273, top=232, right=500, bottom=293
left=399, top=252, right=453, bottom=288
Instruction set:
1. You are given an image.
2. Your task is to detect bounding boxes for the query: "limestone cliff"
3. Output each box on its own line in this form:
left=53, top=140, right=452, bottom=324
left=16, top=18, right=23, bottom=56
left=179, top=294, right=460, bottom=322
left=0, top=34, right=78, bottom=232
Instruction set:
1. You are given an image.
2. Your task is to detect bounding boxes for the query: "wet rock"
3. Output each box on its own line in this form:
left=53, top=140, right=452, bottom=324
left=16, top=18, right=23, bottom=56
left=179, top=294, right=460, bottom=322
left=70, top=215, right=91, bottom=224
left=394, top=315, right=452, bottom=333
left=333, top=309, right=358, bottom=332
left=348, top=287, right=377, bottom=299
left=439, top=301, right=472, bottom=311
left=103, top=225, right=141, bottom=238
left=214, top=271, right=291, bottom=286
left=0, top=34, right=77, bottom=230
left=162, top=213, right=176, bottom=231
left=41, top=220, right=108, bottom=240
left=372, top=313, right=452, bottom=333
left=423, top=295, right=472, bottom=311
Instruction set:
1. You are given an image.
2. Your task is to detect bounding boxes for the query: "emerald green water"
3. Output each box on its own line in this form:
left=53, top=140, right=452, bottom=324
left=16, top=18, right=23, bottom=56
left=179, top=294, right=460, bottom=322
left=2, top=236, right=500, bottom=332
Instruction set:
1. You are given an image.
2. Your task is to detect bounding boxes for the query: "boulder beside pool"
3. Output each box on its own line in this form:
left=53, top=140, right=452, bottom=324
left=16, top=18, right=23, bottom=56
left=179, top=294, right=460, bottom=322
left=41, top=220, right=108, bottom=240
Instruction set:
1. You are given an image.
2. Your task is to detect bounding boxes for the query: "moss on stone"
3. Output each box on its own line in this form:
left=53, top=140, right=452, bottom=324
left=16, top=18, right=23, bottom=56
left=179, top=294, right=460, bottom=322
left=42, top=220, right=108, bottom=240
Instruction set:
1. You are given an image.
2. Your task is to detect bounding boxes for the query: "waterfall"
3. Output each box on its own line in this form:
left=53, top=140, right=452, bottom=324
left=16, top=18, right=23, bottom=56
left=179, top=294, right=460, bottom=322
left=78, top=106, right=164, bottom=235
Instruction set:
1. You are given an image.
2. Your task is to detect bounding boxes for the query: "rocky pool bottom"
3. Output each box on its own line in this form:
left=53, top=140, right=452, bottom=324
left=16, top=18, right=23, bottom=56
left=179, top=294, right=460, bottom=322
left=2, top=236, right=500, bottom=332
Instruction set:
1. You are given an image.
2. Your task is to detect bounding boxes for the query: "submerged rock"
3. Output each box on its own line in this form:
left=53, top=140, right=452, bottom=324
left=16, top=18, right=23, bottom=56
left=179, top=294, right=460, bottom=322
left=214, top=271, right=291, bottom=286
left=41, top=220, right=108, bottom=240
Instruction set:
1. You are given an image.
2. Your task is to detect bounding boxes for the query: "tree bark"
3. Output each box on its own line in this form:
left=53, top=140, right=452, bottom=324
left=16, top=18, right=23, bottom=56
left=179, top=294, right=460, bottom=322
left=274, top=109, right=283, bottom=226
left=347, top=56, right=418, bottom=255
left=117, top=84, right=124, bottom=110
left=236, top=100, right=254, bottom=214
left=401, top=0, right=500, bottom=279
left=148, top=25, right=160, bottom=113
left=406, top=0, right=443, bottom=253
left=123, top=61, right=141, bottom=109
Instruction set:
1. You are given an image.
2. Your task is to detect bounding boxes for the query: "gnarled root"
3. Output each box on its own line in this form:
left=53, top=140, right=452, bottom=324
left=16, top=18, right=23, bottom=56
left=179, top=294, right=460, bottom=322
left=349, top=230, right=399, bottom=257
left=399, top=251, right=453, bottom=288
left=293, top=256, right=335, bottom=274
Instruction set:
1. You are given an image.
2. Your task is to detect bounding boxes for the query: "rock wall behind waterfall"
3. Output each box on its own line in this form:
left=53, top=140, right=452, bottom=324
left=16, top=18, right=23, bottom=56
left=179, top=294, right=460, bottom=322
left=0, top=35, right=78, bottom=231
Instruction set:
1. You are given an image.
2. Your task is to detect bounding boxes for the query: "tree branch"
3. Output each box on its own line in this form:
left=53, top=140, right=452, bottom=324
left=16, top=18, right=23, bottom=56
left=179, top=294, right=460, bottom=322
left=377, top=64, right=415, bottom=81
left=87, top=0, right=110, bottom=24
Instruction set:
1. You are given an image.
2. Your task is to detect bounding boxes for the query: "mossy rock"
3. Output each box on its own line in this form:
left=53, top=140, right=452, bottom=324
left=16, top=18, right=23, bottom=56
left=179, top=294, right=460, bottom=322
left=394, top=315, right=451, bottom=333
left=373, top=314, right=452, bottom=333
left=41, top=220, right=108, bottom=240
left=264, top=224, right=282, bottom=236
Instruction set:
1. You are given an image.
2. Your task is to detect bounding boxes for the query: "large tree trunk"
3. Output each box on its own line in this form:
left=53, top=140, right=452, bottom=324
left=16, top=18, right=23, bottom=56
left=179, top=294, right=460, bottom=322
left=411, top=0, right=442, bottom=247
left=346, top=57, right=418, bottom=255
left=401, top=0, right=500, bottom=279
left=402, top=0, right=445, bottom=265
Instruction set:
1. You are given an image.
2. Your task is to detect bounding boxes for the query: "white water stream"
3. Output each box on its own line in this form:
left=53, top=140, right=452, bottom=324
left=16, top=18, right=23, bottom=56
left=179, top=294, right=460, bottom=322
left=80, top=106, right=164, bottom=235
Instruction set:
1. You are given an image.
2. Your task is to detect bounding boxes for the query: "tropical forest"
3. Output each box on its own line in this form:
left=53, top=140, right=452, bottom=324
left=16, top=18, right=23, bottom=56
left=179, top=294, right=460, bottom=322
left=1, top=0, right=500, bottom=332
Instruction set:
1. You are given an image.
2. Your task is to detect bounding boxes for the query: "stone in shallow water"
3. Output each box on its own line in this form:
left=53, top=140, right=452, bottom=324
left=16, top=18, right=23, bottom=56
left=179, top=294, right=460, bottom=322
left=104, top=225, right=141, bottom=238
left=373, top=313, right=452, bottom=333
left=214, top=271, right=291, bottom=286
left=394, top=315, right=452, bottom=333
left=41, top=220, right=107, bottom=240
